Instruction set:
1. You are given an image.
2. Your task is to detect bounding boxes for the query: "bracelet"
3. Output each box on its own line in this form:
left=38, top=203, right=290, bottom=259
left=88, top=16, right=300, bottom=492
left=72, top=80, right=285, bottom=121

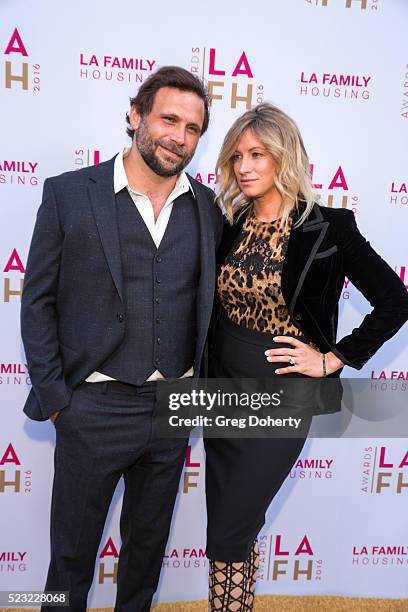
left=322, top=353, right=327, bottom=377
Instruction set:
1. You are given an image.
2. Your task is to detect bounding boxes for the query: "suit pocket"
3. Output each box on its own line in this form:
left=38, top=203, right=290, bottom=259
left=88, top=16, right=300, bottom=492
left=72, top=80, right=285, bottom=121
left=54, top=387, right=80, bottom=431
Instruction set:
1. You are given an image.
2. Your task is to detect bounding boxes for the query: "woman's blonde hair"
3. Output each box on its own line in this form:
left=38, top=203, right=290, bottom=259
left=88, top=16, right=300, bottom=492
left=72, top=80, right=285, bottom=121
left=216, top=103, right=318, bottom=227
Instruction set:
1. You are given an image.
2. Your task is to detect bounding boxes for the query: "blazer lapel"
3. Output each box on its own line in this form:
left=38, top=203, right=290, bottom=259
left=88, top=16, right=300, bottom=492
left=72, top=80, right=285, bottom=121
left=88, top=157, right=123, bottom=302
left=282, top=203, right=329, bottom=314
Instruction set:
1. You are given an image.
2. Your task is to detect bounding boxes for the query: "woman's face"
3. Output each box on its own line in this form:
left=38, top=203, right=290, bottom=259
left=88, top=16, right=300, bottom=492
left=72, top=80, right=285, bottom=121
left=232, top=128, right=278, bottom=202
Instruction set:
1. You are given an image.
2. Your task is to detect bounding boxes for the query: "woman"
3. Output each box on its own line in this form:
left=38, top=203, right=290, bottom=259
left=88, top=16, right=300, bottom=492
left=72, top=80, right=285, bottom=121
left=205, top=103, right=408, bottom=611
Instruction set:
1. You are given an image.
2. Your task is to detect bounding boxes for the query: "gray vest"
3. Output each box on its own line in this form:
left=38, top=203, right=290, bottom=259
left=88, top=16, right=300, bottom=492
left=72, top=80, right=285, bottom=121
left=100, top=188, right=200, bottom=384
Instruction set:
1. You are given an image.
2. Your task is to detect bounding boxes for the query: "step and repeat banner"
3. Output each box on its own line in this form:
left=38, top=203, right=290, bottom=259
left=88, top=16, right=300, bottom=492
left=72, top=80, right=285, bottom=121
left=1, top=0, right=407, bottom=607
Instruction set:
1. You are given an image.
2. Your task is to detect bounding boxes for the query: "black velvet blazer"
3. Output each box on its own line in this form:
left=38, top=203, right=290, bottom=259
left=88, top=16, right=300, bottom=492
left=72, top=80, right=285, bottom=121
left=216, top=202, right=408, bottom=371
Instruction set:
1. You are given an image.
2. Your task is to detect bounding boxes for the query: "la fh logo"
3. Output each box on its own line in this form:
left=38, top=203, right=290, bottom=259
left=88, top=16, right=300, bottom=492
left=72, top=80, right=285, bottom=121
left=2, top=249, right=25, bottom=303
left=74, top=149, right=101, bottom=170
left=190, top=47, right=265, bottom=109
left=98, top=537, right=118, bottom=584
left=361, top=446, right=408, bottom=494
left=2, top=27, right=41, bottom=92
left=0, top=443, right=32, bottom=494
left=310, top=163, right=359, bottom=212
left=181, top=445, right=201, bottom=494
left=305, top=0, right=379, bottom=10
left=258, top=533, right=323, bottom=582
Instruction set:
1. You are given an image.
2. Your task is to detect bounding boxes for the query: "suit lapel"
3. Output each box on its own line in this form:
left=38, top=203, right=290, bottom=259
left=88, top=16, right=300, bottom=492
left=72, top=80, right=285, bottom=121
left=187, top=177, right=216, bottom=361
left=88, top=157, right=123, bottom=302
left=282, top=203, right=329, bottom=313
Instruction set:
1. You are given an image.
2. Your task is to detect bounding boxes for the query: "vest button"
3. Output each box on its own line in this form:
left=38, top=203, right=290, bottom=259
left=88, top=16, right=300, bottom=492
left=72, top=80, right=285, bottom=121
left=156, top=318, right=161, bottom=324
left=156, top=256, right=162, bottom=263
left=156, top=276, right=161, bottom=284
left=155, top=298, right=160, bottom=304
left=156, top=338, right=161, bottom=344
left=154, top=359, right=161, bottom=366
left=116, top=313, right=124, bottom=323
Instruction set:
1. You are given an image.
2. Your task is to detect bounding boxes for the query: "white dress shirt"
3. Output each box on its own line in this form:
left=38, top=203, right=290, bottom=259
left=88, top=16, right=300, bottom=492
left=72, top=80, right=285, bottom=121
left=86, top=148, right=195, bottom=383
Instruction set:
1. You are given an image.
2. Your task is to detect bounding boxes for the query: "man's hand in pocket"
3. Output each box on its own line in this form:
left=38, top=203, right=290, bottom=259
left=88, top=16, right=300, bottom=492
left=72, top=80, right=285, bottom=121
left=49, top=411, right=61, bottom=424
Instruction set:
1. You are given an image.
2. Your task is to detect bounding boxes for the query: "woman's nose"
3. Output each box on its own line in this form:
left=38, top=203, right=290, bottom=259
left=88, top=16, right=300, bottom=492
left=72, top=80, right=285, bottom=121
left=239, top=156, right=252, bottom=174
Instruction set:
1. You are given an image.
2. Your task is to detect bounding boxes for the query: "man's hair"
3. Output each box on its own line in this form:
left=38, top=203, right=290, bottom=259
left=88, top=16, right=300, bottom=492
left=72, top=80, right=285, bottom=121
left=126, top=66, right=210, bottom=138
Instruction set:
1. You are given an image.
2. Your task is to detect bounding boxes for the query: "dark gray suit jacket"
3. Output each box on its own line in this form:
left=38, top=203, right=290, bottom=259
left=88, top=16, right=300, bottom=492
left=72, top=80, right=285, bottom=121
left=21, top=156, right=223, bottom=421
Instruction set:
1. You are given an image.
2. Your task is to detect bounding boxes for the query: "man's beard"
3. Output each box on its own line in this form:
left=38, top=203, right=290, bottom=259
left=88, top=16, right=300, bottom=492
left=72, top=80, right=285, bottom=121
left=135, top=119, right=194, bottom=177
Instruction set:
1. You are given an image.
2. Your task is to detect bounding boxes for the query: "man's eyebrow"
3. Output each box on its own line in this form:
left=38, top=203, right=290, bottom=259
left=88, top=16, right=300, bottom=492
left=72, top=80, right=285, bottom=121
left=160, top=113, right=201, bottom=130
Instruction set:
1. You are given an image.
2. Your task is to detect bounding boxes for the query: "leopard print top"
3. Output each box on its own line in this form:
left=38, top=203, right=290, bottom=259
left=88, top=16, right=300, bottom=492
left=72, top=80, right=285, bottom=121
left=218, top=210, right=304, bottom=337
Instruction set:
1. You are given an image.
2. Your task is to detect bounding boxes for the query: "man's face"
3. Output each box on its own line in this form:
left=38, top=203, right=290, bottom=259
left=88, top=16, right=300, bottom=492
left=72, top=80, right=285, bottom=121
left=130, top=87, right=205, bottom=177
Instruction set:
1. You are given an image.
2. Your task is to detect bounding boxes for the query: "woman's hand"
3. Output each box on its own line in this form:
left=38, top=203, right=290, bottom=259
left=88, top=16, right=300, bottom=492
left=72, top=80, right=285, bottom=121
left=264, top=336, right=344, bottom=377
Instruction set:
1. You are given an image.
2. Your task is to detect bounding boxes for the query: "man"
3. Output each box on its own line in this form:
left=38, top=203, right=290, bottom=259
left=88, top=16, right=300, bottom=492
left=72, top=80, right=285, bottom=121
left=21, top=66, right=222, bottom=611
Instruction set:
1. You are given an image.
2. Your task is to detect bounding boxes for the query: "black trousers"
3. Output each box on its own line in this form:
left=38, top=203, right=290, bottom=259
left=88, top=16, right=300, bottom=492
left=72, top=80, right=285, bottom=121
left=42, top=381, right=188, bottom=612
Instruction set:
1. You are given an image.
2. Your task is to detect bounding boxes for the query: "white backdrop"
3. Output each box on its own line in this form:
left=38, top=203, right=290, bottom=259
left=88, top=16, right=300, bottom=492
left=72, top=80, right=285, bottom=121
left=1, top=0, right=407, bottom=606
